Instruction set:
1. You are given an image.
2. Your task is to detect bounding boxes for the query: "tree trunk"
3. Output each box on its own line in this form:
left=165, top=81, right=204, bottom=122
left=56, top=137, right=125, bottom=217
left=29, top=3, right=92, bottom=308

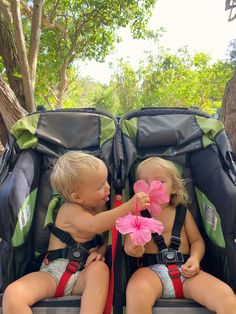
left=0, top=0, right=25, bottom=107
left=11, top=0, right=36, bottom=112
left=28, top=0, right=43, bottom=90
left=221, top=68, right=236, bottom=153
left=0, top=76, right=27, bottom=145
left=56, top=61, right=68, bottom=108
left=0, top=113, right=9, bottom=147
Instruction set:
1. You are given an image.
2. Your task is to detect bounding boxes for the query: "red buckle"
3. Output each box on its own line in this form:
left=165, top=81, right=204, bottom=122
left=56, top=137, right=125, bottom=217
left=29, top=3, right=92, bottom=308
left=66, top=260, right=79, bottom=273
left=168, top=266, right=181, bottom=279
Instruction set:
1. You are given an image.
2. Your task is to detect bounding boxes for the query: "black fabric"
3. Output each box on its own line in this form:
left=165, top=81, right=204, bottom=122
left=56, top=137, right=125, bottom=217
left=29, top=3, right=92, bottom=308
left=49, top=224, right=104, bottom=250
left=140, top=253, right=189, bottom=267
left=170, top=205, right=187, bottom=250
left=46, top=245, right=89, bottom=270
left=141, top=205, right=187, bottom=252
left=49, top=225, right=77, bottom=246
left=190, top=146, right=236, bottom=290
left=0, top=150, right=41, bottom=292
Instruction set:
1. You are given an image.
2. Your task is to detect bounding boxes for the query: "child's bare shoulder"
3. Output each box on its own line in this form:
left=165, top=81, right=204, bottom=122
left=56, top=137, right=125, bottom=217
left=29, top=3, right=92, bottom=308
left=56, top=202, right=84, bottom=221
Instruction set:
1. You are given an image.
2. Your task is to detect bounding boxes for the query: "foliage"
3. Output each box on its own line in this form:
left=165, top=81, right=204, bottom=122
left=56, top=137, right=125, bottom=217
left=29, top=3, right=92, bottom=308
left=99, top=48, right=234, bottom=116
left=27, top=0, right=157, bottom=108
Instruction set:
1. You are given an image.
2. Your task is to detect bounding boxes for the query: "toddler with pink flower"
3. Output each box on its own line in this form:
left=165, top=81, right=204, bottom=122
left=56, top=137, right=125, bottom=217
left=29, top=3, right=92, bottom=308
left=123, top=157, right=236, bottom=314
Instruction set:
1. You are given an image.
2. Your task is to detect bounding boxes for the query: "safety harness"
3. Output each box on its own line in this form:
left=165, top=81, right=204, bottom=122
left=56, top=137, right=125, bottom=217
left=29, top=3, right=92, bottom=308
left=142, top=204, right=188, bottom=299
left=44, top=224, right=104, bottom=298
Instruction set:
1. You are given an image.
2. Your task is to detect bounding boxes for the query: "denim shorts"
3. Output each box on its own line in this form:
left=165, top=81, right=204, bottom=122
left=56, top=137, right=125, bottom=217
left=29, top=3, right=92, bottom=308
left=40, top=258, right=80, bottom=296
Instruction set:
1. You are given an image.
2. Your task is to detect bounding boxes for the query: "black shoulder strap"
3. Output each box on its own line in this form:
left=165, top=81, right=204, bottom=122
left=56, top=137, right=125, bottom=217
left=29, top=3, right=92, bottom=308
left=49, top=224, right=104, bottom=250
left=169, top=204, right=187, bottom=250
left=49, top=224, right=77, bottom=246
left=142, top=205, right=187, bottom=251
left=141, top=209, right=167, bottom=251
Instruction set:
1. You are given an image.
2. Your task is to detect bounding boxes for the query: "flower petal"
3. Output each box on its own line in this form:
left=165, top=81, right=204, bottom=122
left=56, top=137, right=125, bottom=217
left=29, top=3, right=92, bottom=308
left=149, top=202, right=162, bottom=216
left=133, top=180, right=149, bottom=193
left=116, top=213, right=137, bottom=234
left=149, top=180, right=170, bottom=204
left=130, top=229, right=152, bottom=245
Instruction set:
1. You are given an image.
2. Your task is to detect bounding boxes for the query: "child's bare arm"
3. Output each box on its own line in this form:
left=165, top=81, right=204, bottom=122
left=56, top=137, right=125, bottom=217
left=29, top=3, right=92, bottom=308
left=181, top=209, right=205, bottom=277
left=72, top=192, right=150, bottom=235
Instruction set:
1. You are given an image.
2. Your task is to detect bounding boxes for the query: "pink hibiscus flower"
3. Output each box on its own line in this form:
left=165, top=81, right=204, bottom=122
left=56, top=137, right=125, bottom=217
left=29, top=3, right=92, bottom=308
left=115, top=180, right=168, bottom=245
left=116, top=213, right=164, bottom=245
left=133, top=180, right=170, bottom=216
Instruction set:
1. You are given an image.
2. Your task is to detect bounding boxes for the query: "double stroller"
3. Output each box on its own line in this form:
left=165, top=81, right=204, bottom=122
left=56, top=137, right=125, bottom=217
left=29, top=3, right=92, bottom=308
left=0, top=107, right=236, bottom=313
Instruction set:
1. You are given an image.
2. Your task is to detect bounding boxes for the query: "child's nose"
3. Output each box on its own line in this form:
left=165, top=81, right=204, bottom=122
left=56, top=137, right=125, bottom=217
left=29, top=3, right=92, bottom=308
left=105, top=181, right=110, bottom=191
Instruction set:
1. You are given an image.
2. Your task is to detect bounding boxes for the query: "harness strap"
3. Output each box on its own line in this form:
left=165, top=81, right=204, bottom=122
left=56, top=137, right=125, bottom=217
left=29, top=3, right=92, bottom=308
left=170, top=205, right=187, bottom=251
left=150, top=204, right=187, bottom=299
left=46, top=245, right=88, bottom=264
left=47, top=226, right=102, bottom=298
left=142, top=209, right=167, bottom=250
left=49, top=225, right=104, bottom=250
left=54, top=260, right=79, bottom=298
left=49, top=225, right=76, bottom=246
left=167, top=264, right=184, bottom=299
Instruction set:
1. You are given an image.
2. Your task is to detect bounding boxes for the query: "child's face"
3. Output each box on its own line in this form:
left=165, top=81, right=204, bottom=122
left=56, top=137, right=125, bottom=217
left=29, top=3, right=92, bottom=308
left=137, top=164, right=176, bottom=198
left=75, top=162, right=110, bottom=209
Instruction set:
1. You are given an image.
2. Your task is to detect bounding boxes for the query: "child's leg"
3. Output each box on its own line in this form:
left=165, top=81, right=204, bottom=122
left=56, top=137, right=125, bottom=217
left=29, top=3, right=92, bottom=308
left=72, top=260, right=110, bottom=314
left=2, top=271, right=57, bottom=314
left=183, top=270, right=236, bottom=314
left=125, top=267, right=163, bottom=314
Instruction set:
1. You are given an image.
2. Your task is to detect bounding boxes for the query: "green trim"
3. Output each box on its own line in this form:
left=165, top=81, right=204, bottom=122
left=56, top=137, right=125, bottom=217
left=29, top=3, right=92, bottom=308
left=121, top=118, right=137, bottom=143
left=100, top=116, right=116, bottom=146
left=10, top=114, right=40, bottom=149
left=196, top=116, right=224, bottom=148
left=44, top=193, right=63, bottom=228
left=12, top=188, right=38, bottom=247
left=195, top=188, right=225, bottom=248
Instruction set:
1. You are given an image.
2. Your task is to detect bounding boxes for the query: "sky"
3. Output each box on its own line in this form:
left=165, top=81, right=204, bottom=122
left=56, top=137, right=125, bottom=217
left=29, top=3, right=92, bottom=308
left=79, top=0, right=236, bottom=84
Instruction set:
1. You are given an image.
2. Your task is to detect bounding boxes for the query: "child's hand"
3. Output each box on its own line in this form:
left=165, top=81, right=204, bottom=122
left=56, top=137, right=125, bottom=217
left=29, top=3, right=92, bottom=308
left=124, top=234, right=145, bottom=257
left=181, top=256, right=200, bottom=278
left=85, top=252, right=105, bottom=268
left=129, top=192, right=150, bottom=214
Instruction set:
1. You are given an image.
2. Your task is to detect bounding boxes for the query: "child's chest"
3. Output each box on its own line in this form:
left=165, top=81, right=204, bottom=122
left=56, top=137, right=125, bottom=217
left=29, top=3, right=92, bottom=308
left=155, top=207, right=176, bottom=234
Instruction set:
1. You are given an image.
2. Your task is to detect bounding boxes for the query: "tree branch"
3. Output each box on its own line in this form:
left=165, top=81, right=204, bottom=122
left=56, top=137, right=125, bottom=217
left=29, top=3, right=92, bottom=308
left=11, top=0, right=35, bottom=112
left=0, top=0, right=25, bottom=107
left=21, top=0, right=68, bottom=38
left=28, top=0, right=43, bottom=90
left=0, top=76, right=27, bottom=131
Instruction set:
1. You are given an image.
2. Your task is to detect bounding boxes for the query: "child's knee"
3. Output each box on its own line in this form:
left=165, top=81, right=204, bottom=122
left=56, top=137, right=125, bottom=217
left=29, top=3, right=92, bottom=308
left=88, top=261, right=109, bottom=278
left=3, top=283, right=23, bottom=305
left=126, top=276, right=156, bottom=303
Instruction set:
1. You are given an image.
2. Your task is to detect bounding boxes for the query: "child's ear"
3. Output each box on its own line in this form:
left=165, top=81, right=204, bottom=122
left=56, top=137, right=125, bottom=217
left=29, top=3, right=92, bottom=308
left=70, top=192, right=83, bottom=204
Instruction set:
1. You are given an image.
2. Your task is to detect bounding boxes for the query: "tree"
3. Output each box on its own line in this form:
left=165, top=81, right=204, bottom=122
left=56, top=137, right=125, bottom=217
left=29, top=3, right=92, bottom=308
left=221, top=1, right=236, bottom=153
left=221, top=71, right=236, bottom=153
left=101, top=48, right=233, bottom=116
left=0, top=0, right=157, bottom=149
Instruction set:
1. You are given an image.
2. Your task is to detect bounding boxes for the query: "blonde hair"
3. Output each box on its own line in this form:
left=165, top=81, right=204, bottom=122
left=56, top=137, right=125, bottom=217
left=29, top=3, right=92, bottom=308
left=50, top=151, right=104, bottom=202
left=136, top=157, right=190, bottom=206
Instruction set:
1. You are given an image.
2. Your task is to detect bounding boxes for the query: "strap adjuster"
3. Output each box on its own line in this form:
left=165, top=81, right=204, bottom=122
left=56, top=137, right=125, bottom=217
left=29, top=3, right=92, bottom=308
left=66, top=260, right=79, bottom=273
left=168, top=265, right=181, bottom=279
left=170, top=235, right=181, bottom=246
